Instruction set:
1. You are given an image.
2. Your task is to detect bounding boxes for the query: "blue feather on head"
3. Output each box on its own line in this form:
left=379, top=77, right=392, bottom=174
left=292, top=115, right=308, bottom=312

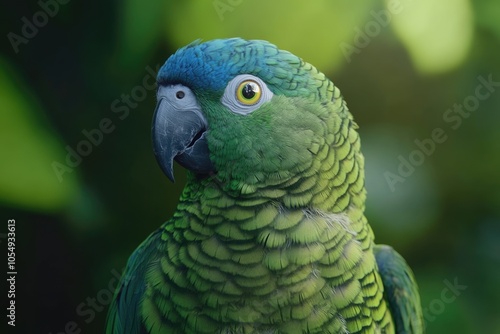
left=157, top=38, right=308, bottom=96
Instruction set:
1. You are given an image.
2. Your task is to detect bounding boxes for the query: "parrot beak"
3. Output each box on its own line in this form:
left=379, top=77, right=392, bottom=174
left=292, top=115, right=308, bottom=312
left=152, top=85, right=215, bottom=182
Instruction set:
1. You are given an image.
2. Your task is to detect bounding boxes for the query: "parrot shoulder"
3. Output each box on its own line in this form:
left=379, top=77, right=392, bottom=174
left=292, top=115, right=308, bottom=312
left=105, top=228, right=163, bottom=334
left=374, top=244, right=424, bottom=334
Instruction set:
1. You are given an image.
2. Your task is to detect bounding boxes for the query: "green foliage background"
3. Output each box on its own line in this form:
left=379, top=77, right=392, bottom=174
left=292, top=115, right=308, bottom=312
left=1, top=0, right=499, bottom=333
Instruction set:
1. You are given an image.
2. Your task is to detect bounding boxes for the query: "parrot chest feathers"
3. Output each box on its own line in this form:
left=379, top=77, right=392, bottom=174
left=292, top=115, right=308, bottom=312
left=140, top=197, right=392, bottom=333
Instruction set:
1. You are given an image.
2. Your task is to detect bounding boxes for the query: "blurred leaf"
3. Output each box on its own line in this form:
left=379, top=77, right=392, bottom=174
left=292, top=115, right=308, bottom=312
left=362, top=126, right=438, bottom=248
left=0, top=58, right=80, bottom=212
left=387, top=0, right=473, bottom=74
left=417, top=269, right=474, bottom=334
left=115, top=0, right=166, bottom=72
left=163, top=0, right=377, bottom=73
left=474, top=0, right=500, bottom=41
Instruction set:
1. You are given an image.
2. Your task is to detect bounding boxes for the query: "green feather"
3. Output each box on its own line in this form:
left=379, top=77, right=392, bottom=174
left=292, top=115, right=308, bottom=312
left=375, top=245, right=425, bottom=333
left=106, top=38, right=424, bottom=334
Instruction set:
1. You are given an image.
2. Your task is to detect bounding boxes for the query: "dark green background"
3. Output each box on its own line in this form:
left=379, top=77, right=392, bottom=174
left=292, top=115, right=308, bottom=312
left=1, top=0, right=499, bottom=333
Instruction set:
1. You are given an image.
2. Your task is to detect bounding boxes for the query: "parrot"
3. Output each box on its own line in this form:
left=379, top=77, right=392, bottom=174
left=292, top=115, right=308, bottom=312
left=106, top=38, right=424, bottom=334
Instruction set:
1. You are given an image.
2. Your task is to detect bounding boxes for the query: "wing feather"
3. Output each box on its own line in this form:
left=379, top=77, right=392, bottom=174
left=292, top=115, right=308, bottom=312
left=105, top=229, right=162, bottom=334
left=374, top=244, right=424, bottom=334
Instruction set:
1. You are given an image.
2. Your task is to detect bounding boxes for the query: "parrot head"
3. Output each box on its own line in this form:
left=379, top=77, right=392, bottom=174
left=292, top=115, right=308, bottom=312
left=153, top=38, right=355, bottom=195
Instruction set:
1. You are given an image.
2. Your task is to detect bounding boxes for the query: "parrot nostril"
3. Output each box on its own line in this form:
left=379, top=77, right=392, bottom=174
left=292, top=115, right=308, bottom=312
left=176, top=91, right=185, bottom=99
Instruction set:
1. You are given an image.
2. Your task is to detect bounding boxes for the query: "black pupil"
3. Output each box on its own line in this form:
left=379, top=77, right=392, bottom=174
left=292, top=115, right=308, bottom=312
left=176, top=91, right=185, bottom=99
left=242, top=83, right=256, bottom=99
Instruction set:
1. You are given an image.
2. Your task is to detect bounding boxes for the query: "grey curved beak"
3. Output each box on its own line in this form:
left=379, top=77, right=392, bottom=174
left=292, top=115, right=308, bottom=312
left=152, top=87, right=214, bottom=182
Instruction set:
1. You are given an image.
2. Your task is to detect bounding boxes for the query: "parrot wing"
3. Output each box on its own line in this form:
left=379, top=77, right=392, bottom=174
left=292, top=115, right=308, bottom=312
left=105, top=229, right=162, bottom=334
left=374, top=244, right=424, bottom=334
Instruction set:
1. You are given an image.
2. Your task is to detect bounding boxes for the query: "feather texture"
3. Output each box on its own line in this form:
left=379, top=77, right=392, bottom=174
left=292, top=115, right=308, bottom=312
left=106, top=38, right=423, bottom=334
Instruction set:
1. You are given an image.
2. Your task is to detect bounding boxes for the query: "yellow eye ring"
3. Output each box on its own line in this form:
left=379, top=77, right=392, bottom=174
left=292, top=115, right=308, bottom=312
left=236, top=80, right=262, bottom=105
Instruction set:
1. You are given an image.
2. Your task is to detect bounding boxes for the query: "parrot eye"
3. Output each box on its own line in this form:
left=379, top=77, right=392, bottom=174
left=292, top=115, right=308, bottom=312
left=236, top=80, right=261, bottom=105
left=221, top=74, right=273, bottom=115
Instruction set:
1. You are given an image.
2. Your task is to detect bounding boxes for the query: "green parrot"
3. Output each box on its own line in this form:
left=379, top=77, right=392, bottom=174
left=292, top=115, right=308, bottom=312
left=106, top=38, right=423, bottom=334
